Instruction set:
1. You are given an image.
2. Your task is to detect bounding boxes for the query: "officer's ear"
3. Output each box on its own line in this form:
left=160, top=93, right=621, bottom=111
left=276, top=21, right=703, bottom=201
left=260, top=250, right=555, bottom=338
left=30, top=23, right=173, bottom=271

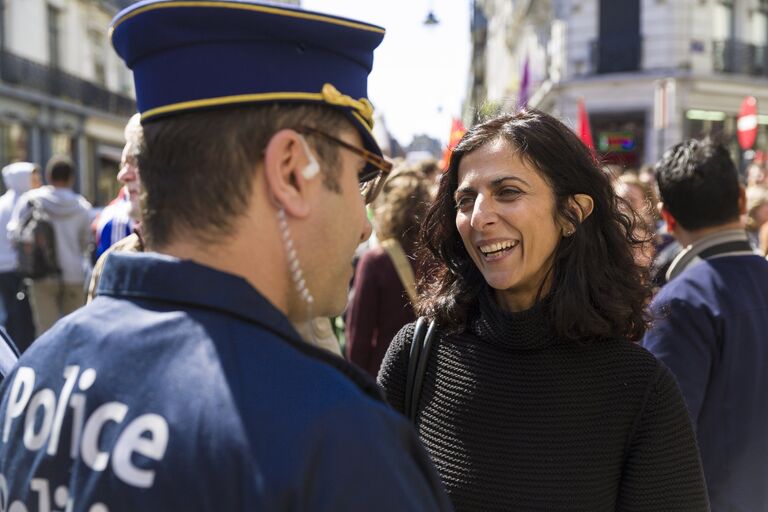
left=262, top=129, right=317, bottom=218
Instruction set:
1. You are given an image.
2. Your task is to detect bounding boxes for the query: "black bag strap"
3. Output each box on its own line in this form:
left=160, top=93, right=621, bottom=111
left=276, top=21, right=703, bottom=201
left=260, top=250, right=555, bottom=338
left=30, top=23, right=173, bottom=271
left=405, top=317, right=437, bottom=422
left=404, top=317, right=427, bottom=419
left=19, top=198, right=38, bottom=229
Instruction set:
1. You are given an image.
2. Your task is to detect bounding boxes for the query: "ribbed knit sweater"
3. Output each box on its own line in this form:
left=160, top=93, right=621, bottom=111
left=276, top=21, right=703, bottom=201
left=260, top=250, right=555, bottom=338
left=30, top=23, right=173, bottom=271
left=378, top=290, right=710, bottom=511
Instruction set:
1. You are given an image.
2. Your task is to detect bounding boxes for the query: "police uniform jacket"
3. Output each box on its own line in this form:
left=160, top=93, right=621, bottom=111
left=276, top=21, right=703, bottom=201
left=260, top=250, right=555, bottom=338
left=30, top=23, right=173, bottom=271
left=0, top=252, right=452, bottom=511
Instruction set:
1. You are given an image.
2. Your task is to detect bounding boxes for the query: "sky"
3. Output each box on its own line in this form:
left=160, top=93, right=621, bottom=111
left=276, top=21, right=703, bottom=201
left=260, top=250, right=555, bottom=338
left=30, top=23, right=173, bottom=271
left=302, top=0, right=472, bottom=148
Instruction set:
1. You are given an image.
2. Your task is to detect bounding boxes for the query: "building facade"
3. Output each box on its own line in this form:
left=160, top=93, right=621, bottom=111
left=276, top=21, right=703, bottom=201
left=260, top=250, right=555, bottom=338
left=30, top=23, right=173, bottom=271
left=468, top=0, right=768, bottom=168
left=0, top=0, right=138, bottom=205
left=0, top=0, right=301, bottom=206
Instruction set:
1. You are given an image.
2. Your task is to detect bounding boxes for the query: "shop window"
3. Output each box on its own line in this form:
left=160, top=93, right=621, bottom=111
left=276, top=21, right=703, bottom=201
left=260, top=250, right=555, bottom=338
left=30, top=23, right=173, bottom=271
left=591, top=112, right=645, bottom=168
left=0, top=122, right=29, bottom=167
left=95, top=157, right=121, bottom=207
left=51, top=132, right=73, bottom=157
left=0, top=122, right=29, bottom=193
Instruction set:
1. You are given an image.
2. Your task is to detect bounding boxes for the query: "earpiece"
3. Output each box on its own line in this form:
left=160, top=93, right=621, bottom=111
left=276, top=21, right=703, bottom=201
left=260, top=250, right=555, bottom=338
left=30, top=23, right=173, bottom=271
left=297, top=135, right=320, bottom=179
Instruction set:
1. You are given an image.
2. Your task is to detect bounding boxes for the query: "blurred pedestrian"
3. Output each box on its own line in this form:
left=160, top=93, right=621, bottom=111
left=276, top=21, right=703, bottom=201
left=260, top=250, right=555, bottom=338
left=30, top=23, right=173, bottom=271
left=8, top=155, right=91, bottom=334
left=0, top=162, right=39, bottom=350
left=346, top=165, right=431, bottom=377
left=90, top=125, right=143, bottom=262
left=91, top=189, right=133, bottom=262
left=745, top=184, right=768, bottom=250
left=416, top=157, right=441, bottom=195
left=643, top=138, right=768, bottom=512
left=746, top=160, right=767, bottom=187
left=0, top=2, right=452, bottom=510
left=379, top=110, right=708, bottom=511
left=615, top=172, right=657, bottom=269
left=87, top=113, right=144, bottom=302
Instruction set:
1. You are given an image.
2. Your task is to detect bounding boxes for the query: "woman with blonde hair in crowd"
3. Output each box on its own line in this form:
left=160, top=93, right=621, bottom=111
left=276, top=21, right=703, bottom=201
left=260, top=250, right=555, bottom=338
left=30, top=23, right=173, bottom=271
left=345, top=164, right=432, bottom=377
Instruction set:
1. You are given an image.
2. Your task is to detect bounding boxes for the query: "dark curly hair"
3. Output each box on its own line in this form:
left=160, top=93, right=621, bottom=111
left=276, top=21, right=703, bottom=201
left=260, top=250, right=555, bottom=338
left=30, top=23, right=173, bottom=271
left=416, top=109, right=651, bottom=341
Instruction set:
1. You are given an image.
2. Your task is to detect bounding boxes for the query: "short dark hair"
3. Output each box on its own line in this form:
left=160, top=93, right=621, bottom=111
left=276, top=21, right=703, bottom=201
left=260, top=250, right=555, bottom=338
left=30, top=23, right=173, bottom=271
left=655, top=138, right=741, bottom=230
left=418, top=110, right=650, bottom=341
left=139, top=103, right=348, bottom=248
left=46, top=155, right=75, bottom=184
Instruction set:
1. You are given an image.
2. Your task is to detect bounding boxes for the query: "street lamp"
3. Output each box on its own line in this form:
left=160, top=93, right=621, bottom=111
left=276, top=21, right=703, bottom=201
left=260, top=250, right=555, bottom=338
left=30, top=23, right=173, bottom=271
left=423, top=10, right=439, bottom=25
left=423, top=1, right=439, bottom=26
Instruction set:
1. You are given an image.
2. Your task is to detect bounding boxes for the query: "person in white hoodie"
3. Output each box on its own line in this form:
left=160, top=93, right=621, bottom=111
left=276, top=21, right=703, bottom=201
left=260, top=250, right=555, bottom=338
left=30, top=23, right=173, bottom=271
left=8, top=155, right=92, bottom=334
left=0, top=162, right=40, bottom=350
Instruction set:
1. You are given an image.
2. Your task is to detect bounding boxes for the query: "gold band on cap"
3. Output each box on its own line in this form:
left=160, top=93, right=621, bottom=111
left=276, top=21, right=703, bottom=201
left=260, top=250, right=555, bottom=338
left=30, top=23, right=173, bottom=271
left=140, top=83, right=375, bottom=131
left=321, top=83, right=374, bottom=128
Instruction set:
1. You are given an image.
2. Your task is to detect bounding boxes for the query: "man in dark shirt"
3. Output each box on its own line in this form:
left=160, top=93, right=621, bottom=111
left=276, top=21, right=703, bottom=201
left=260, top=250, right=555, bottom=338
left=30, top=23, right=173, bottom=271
left=0, top=2, right=452, bottom=510
left=644, top=138, right=768, bottom=512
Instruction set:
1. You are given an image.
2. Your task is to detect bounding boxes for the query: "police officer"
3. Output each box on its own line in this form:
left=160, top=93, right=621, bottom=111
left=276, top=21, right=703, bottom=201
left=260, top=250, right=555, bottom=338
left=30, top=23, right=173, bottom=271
left=0, top=2, right=452, bottom=511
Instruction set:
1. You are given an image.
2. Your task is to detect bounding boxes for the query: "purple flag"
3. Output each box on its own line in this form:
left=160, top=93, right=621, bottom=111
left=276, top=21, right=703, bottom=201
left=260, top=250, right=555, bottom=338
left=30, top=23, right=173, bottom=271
left=517, top=55, right=530, bottom=110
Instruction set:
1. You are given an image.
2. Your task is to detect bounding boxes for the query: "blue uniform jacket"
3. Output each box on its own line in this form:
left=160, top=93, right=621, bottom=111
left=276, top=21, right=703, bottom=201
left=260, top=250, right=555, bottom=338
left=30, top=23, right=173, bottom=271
left=643, top=254, right=768, bottom=512
left=0, top=252, right=451, bottom=511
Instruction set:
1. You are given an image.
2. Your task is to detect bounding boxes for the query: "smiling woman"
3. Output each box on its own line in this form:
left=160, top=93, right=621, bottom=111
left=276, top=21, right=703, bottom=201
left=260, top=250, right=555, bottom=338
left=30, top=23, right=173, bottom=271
left=453, top=139, right=577, bottom=313
left=378, top=110, right=711, bottom=511
left=421, top=110, right=647, bottom=338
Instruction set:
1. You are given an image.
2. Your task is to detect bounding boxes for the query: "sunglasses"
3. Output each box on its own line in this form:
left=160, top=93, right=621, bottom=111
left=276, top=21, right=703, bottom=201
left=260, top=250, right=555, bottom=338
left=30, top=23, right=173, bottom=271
left=297, top=126, right=393, bottom=204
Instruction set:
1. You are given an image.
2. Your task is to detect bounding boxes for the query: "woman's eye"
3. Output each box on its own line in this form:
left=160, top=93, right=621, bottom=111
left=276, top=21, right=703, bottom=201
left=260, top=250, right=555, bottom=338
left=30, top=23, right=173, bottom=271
left=498, top=188, right=521, bottom=199
left=455, top=196, right=474, bottom=210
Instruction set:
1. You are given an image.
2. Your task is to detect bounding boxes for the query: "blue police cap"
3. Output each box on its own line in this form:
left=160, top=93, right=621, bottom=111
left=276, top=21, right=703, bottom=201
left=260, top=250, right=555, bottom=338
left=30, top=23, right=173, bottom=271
left=110, top=0, right=386, bottom=157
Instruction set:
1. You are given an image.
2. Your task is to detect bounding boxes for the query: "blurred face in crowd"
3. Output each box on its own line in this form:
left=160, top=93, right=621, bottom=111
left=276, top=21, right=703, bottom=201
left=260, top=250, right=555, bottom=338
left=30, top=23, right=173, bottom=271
left=303, top=128, right=373, bottom=317
left=748, top=164, right=767, bottom=187
left=616, top=179, right=655, bottom=234
left=616, top=182, right=646, bottom=218
left=117, top=142, right=142, bottom=220
left=29, top=169, right=42, bottom=189
left=455, top=138, right=563, bottom=312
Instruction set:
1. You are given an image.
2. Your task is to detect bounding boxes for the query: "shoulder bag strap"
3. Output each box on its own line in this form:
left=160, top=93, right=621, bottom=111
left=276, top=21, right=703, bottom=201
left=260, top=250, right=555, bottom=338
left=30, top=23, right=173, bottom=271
left=380, top=239, right=418, bottom=306
left=405, top=317, right=427, bottom=419
left=405, top=318, right=438, bottom=423
left=20, top=198, right=37, bottom=226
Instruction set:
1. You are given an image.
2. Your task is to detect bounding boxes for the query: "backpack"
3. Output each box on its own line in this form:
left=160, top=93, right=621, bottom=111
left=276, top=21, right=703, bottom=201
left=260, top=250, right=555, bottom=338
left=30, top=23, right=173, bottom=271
left=16, top=199, right=60, bottom=280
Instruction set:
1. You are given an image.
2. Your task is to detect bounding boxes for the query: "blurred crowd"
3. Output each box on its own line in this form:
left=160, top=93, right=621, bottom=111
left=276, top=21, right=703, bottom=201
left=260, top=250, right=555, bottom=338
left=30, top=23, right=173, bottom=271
left=0, top=115, right=143, bottom=351
left=0, top=108, right=766, bottom=511
left=0, top=2, right=765, bottom=510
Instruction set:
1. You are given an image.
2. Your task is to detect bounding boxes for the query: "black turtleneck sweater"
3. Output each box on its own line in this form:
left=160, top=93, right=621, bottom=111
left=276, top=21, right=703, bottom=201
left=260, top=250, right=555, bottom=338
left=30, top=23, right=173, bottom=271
left=378, top=291, right=710, bottom=511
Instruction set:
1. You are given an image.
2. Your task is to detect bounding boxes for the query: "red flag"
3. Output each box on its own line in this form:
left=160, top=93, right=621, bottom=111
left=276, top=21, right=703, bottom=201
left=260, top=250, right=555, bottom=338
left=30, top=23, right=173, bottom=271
left=440, top=118, right=466, bottom=171
left=577, top=98, right=595, bottom=154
